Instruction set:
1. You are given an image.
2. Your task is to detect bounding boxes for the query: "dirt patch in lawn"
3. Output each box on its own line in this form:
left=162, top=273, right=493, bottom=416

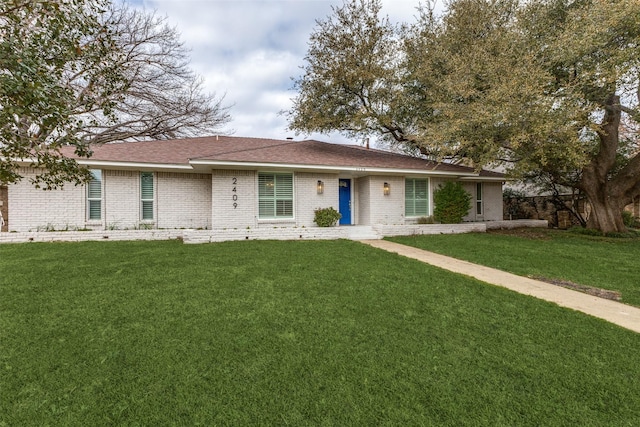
left=531, top=276, right=622, bottom=301
left=488, top=228, right=553, bottom=240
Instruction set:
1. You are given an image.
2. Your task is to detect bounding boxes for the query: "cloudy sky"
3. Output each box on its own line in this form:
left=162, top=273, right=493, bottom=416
left=126, top=0, right=442, bottom=146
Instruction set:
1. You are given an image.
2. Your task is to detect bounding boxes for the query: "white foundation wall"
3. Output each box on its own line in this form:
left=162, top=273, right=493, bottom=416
left=295, top=173, right=340, bottom=227
left=8, top=168, right=85, bottom=232
left=212, top=170, right=257, bottom=229
left=104, top=170, right=139, bottom=229
left=368, top=175, right=405, bottom=225
left=157, top=172, right=212, bottom=229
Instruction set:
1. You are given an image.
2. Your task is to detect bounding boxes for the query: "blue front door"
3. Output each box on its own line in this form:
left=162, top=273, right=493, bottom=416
left=338, top=179, right=351, bottom=225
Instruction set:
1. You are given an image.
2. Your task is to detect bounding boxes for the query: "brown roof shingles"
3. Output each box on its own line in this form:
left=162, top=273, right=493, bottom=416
left=62, top=135, right=503, bottom=177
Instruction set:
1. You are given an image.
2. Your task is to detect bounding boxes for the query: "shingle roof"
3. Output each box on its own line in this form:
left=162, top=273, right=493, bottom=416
left=62, top=135, right=504, bottom=178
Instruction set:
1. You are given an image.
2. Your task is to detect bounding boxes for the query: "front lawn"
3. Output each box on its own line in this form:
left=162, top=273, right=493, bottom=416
left=388, top=228, right=640, bottom=307
left=1, top=239, right=639, bottom=425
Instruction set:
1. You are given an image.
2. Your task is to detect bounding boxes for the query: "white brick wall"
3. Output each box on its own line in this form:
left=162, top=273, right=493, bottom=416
left=157, top=172, right=212, bottom=229
left=0, top=229, right=184, bottom=243
left=5, top=166, right=504, bottom=232
left=356, top=177, right=371, bottom=225
left=212, top=170, right=256, bottom=229
left=8, top=168, right=85, bottom=232
left=461, top=181, right=478, bottom=222
left=295, top=173, right=339, bottom=227
left=373, top=223, right=487, bottom=236
left=104, top=170, right=139, bottom=229
left=368, top=175, right=405, bottom=225
left=482, top=182, right=503, bottom=221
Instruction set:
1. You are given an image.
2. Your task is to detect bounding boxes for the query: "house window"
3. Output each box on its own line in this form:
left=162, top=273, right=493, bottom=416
left=405, top=178, right=429, bottom=217
left=87, top=170, right=102, bottom=221
left=476, top=182, right=483, bottom=215
left=141, top=172, right=154, bottom=220
left=258, top=173, right=293, bottom=219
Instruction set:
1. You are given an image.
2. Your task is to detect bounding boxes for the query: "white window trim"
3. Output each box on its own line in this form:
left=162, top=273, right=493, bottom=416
left=86, top=169, right=103, bottom=223
left=405, top=177, right=430, bottom=217
left=476, top=182, right=484, bottom=216
left=140, top=172, right=155, bottom=222
left=257, top=172, right=295, bottom=221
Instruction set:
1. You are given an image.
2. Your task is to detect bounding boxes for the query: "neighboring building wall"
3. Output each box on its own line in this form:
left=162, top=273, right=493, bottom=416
left=368, top=175, right=405, bottom=225
left=104, top=170, right=139, bottom=229
left=356, top=176, right=371, bottom=225
left=212, top=169, right=256, bottom=229
left=0, top=185, right=8, bottom=232
left=482, top=182, right=503, bottom=221
left=295, top=173, right=340, bottom=227
left=460, top=182, right=478, bottom=222
left=433, top=178, right=503, bottom=222
left=7, top=168, right=85, bottom=232
left=157, top=172, right=212, bottom=229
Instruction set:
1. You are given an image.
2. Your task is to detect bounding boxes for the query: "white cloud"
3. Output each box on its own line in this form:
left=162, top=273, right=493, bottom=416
left=127, top=0, right=442, bottom=144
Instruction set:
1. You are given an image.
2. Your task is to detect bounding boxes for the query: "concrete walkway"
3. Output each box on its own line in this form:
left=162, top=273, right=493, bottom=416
left=362, top=240, right=640, bottom=334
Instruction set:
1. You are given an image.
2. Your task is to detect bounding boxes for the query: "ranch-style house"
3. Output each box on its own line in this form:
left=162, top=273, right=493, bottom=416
left=0, top=136, right=505, bottom=233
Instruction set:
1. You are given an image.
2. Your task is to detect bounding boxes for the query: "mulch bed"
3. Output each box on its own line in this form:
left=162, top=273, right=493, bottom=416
left=530, top=276, right=622, bottom=301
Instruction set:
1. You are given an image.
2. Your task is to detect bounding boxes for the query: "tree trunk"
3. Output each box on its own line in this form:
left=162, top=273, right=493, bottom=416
left=578, top=94, right=628, bottom=233
left=583, top=188, right=626, bottom=233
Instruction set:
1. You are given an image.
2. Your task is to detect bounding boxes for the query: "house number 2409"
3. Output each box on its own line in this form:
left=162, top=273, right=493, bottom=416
left=232, top=177, right=238, bottom=208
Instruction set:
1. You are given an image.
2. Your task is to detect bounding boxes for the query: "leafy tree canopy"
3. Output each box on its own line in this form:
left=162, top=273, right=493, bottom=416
left=0, top=0, right=231, bottom=188
left=288, top=0, right=640, bottom=233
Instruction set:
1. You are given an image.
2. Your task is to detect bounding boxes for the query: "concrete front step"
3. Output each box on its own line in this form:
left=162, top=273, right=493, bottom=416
left=343, top=226, right=381, bottom=240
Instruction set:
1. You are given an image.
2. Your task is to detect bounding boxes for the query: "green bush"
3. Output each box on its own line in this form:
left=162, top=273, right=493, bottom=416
left=622, top=210, right=637, bottom=228
left=314, top=207, right=341, bottom=227
left=433, top=182, right=472, bottom=224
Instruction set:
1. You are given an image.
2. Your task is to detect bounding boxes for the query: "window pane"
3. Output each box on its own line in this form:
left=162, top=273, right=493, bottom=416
left=89, top=200, right=101, bottom=220
left=259, top=174, right=275, bottom=197
left=405, top=180, right=414, bottom=199
left=276, top=200, right=293, bottom=217
left=275, top=174, right=293, bottom=198
left=258, top=172, right=293, bottom=218
left=87, top=170, right=102, bottom=220
left=259, top=200, right=275, bottom=217
left=405, top=178, right=428, bottom=217
left=88, top=172, right=101, bottom=199
left=141, top=173, right=153, bottom=200
left=142, top=201, right=153, bottom=220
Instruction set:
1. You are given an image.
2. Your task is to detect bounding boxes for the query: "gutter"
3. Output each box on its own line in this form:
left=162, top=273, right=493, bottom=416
left=187, top=159, right=485, bottom=178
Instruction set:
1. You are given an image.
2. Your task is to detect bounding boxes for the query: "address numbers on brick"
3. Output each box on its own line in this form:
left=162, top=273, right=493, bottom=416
left=232, top=177, right=238, bottom=208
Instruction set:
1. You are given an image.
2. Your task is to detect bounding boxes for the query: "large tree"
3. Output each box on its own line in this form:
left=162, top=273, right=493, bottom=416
left=288, top=0, right=640, bottom=233
left=0, top=0, right=230, bottom=189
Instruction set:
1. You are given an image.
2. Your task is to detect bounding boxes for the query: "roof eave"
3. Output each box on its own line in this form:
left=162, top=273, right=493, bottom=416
left=76, top=159, right=194, bottom=172
left=458, top=176, right=507, bottom=182
left=188, top=159, right=483, bottom=178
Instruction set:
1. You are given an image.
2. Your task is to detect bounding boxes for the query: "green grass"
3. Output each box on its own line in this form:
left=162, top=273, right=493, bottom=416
left=1, top=239, right=639, bottom=426
left=388, top=228, right=640, bottom=307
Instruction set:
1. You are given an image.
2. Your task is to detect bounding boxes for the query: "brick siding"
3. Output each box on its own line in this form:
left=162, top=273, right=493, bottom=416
left=157, top=172, right=212, bottom=229
left=4, top=167, right=504, bottom=232
left=295, top=172, right=340, bottom=227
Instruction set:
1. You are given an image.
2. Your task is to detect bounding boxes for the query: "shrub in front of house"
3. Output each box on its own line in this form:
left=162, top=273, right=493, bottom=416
left=433, top=182, right=472, bottom=224
left=314, top=207, right=341, bottom=227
